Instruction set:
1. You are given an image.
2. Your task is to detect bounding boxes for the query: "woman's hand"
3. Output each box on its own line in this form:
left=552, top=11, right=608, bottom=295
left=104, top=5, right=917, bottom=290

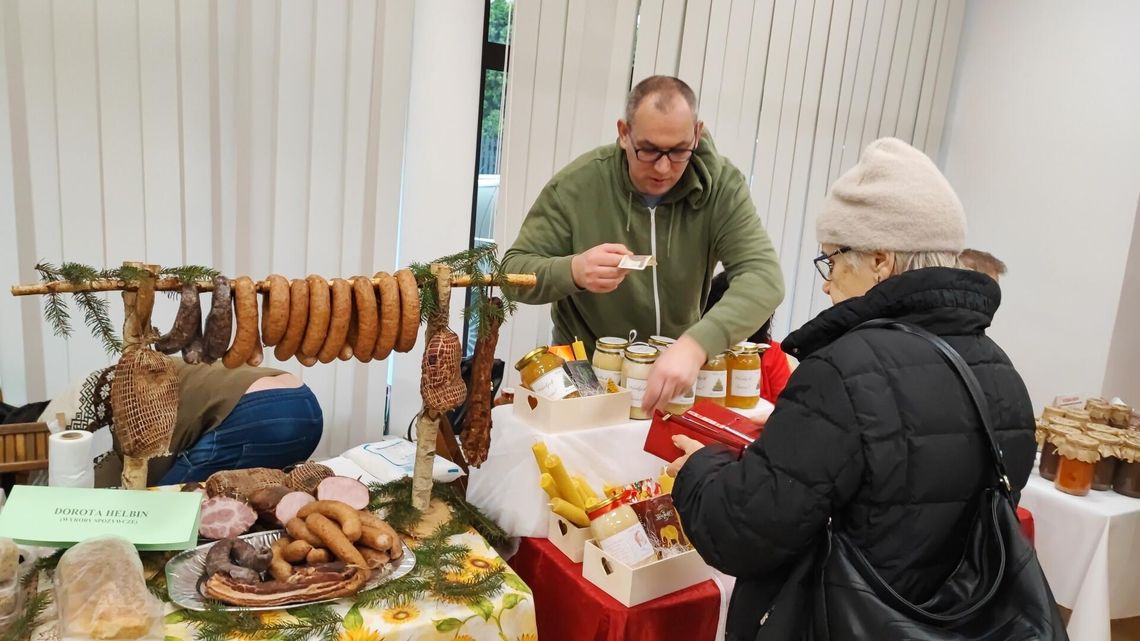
left=666, top=435, right=706, bottom=477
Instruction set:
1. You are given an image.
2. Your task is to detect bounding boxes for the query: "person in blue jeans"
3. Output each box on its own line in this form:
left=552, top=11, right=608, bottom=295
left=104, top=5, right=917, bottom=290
left=89, top=359, right=324, bottom=486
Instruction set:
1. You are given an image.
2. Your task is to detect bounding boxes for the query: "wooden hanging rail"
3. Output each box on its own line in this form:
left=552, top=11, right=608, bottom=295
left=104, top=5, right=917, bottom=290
left=10, top=273, right=536, bottom=296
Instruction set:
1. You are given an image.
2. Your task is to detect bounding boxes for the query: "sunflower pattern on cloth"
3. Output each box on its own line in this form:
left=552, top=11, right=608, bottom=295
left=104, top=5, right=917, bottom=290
left=30, top=531, right=536, bottom=641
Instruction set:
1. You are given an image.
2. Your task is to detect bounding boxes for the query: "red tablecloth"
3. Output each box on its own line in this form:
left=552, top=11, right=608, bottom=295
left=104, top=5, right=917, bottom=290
left=509, top=537, right=721, bottom=641
left=509, top=510, right=1035, bottom=641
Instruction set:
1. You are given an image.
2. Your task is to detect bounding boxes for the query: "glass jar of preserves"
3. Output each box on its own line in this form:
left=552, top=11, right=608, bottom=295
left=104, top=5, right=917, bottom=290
left=1041, top=406, right=1067, bottom=423
left=1087, top=430, right=1123, bottom=491
left=515, top=347, right=580, bottom=400
left=592, top=337, right=629, bottom=390
left=647, top=336, right=696, bottom=414
left=1038, top=425, right=1081, bottom=481
left=1047, top=417, right=1083, bottom=432
left=622, top=344, right=660, bottom=420
left=1054, top=433, right=1101, bottom=497
left=1063, top=408, right=1090, bottom=424
left=1112, top=434, right=1140, bottom=498
left=1087, top=401, right=1112, bottom=425
left=1109, top=403, right=1132, bottom=429
left=726, top=342, right=762, bottom=409
left=587, top=494, right=656, bottom=568
left=696, top=352, right=730, bottom=406
left=648, top=336, right=675, bottom=351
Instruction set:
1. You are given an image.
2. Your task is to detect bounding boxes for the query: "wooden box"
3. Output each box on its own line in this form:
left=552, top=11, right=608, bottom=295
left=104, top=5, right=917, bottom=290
left=581, top=539, right=714, bottom=607
left=0, top=423, right=50, bottom=473
left=512, top=388, right=634, bottom=432
left=547, top=511, right=592, bottom=563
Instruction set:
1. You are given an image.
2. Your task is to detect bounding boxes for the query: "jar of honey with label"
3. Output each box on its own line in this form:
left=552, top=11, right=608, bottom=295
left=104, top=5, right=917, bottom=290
left=1087, top=430, right=1123, bottom=491
left=1054, top=433, right=1100, bottom=497
left=592, top=337, right=629, bottom=390
left=515, top=347, right=580, bottom=400
left=696, top=352, right=730, bottom=406
left=726, top=342, right=762, bottom=409
left=1112, top=434, right=1140, bottom=498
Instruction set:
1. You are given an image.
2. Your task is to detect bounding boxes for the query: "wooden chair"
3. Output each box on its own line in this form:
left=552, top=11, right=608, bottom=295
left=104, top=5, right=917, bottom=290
left=0, top=422, right=50, bottom=474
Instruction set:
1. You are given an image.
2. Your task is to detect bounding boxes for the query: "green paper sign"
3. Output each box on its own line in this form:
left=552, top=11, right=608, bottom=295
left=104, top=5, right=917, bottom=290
left=0, top=485, right=202, bottom=550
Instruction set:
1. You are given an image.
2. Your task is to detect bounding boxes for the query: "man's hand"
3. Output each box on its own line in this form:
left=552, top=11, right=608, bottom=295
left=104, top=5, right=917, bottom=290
left=641, top=335, right=706, bottom=413
left=571, top=243, right=633, bottom=293
left=666, top=434, right=706, bottom=477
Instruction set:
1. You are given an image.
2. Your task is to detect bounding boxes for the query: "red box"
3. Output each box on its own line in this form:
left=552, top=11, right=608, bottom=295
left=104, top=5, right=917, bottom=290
left=643, top=401, right=758, bottom=461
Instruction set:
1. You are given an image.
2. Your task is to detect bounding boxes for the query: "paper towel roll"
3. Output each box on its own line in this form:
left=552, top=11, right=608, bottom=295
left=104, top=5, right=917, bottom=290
left=48, top=430, right=94, bottom=488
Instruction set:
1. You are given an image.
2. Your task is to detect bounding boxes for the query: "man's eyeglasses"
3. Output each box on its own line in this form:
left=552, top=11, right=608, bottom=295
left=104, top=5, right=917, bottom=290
left=813, top=246, right=851, bottom=281
left=633, top=146, right=696, bottom=164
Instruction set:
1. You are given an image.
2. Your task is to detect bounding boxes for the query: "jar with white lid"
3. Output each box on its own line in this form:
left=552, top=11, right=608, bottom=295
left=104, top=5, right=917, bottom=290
left=592, top=337, right=629, bottom=390
left=622, top=344, right=659, bottom=420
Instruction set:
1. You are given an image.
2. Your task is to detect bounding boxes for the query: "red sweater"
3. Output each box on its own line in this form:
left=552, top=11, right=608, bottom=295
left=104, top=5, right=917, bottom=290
left=760, top=340, right=792, bottom=404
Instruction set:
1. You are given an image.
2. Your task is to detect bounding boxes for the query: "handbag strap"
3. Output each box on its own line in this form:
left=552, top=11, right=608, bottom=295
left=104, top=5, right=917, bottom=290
left=855, top=319, right=1013, bottom=497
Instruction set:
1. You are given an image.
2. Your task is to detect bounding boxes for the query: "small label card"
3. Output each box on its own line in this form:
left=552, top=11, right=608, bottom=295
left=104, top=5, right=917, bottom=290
left=0, top=485, right=202, bottom=550
left=618, top=255, right=658, bottom=270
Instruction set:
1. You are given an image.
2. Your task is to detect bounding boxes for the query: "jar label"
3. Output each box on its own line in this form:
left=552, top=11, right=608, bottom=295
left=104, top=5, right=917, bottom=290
left=696, top=370, right=727, bottom=398
left=670, top=384, right=696, bottom=405
left=593, top=367, right=622, bottom=388
left=731, top=369, right=761, bottom=398
left=598, top=523, right=656, bottom=568
left=624, top=376, right=649, bottom=407
left=530, top=369, right=579, bottom=400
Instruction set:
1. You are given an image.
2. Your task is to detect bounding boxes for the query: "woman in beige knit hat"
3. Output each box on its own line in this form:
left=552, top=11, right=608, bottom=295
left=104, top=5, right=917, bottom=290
left=669, top=139, right=1059, bottom=639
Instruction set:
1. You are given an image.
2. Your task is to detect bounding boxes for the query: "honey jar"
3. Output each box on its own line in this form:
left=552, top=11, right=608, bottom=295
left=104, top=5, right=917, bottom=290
left=592, top=337, right=629, bottom=389
left=726, top=342, right=763, bottom=409
left=1038, top=425, right=1082, bottom=481
left=1112, top=434, right=1140, bottom=498
left=1047, top=417, right=1083, bottom=432
left=1041, top=406, right=1067, bottom=423
left=622, top=344, right=660, bottom=420
left=1063, top=408, right=1090, bottom=424
left=1087, top=430, right=1123, bottom=491
left=696, top=352, right=730, bottom=406
left=1087, top=400, right=1112, bottom=425
left=648, top=336, right=675, bottom=351
left=515, top=347, right=580, bottom=400
left=1054, top=433, right=1100, bottom=497
left=587, top=493, right=656, bottom=568
left=648, top=336, right=695, bottom=414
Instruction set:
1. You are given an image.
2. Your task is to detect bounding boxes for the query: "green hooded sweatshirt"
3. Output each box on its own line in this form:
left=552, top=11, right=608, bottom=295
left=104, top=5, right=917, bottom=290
left=501, top=131, right=785, bottom=358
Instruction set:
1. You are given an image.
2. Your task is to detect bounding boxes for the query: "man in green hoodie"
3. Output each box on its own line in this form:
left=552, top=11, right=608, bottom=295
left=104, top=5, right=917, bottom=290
left=502, top=76, right=784, bottom=413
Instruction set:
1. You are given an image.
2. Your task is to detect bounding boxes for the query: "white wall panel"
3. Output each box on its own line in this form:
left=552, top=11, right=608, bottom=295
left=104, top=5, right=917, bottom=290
left=1, top=0, right=418, bottom=459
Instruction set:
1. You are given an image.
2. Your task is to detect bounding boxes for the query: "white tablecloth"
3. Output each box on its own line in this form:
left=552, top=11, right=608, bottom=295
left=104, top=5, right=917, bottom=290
left=1019, top=470, right=1140, bottom=641
left=466, top=405, right=667, bottom=538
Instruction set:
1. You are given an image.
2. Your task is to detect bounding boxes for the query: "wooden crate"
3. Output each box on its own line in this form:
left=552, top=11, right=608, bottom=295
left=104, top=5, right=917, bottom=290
left=0, top=422, right=50, bottom=473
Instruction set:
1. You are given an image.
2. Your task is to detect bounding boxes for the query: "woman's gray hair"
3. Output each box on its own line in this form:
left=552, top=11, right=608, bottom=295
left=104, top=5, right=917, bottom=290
left=841, top=250, right=962, bottom=275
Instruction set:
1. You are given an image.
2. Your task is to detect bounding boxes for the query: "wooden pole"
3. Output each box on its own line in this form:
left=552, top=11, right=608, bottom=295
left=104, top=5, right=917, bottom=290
left=10, top=272, right=536, bottom=296
left=411, top=263, right=452, bottom=512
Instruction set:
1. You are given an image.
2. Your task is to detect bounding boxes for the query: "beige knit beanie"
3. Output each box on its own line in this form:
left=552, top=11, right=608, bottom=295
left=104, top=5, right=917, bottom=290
left=817, top=137, right=966, bottom=253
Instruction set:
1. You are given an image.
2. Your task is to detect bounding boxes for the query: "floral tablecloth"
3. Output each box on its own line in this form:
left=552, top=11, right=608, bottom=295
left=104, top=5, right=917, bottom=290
left=27, top=531, right=536, bottom=641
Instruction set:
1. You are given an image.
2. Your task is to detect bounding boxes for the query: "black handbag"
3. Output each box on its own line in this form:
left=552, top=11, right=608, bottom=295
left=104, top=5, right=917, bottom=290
left=755, top=320, right=1067, bottom=641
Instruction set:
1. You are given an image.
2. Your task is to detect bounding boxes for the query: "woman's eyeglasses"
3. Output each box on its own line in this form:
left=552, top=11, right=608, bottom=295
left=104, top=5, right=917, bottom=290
left=814, top=247, right=851, bottom=281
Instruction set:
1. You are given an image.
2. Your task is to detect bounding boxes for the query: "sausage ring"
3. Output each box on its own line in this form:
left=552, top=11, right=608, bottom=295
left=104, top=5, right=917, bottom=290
left=371, top=272, right=399, bottom=361
left=394, top=269, right=420, bottom=353
left=246, top=340, right=264, bottom=367
left=222, top=276, right=260, bottom=368
left=297, top=500, right=362, bottom=542
left=305, top=513, right=368, bottom=573
left=358, top=511, right=403, bottom=558
left=317, top=278, right=352, bottom=364
left=351, top=275, right=379, bottom=362
left=274, top=278, right=310, bottom=361
left=203, top=275, right=233, bottom=363
left=300, top=275, right=331, bottom=358
left=261, top=274, right=290, bottom=346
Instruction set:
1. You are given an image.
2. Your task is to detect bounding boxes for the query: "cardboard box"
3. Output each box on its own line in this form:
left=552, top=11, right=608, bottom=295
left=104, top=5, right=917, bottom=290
left=547, top=511, right=591, bottom=563
left=512, top=388, right=633, bottom=432
left=581, top=539, right=714, bottom=607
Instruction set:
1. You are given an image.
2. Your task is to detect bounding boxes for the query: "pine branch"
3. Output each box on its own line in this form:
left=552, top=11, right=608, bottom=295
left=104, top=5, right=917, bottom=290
left=353, top=574, right=432, bottom=609
left=21, top=549, right=64, bottom=588
left=0, top=590, right=52, bottom=641
left=433, top=565, right=507, bottom=603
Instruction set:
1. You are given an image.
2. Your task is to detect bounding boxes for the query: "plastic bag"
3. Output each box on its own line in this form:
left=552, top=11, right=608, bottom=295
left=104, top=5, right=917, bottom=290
left=54, top=536, right=163, bottom=641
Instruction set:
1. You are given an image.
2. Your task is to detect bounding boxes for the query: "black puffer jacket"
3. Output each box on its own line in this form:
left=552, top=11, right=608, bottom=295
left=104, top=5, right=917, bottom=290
left=673, top=268, right=1036, bottom=641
